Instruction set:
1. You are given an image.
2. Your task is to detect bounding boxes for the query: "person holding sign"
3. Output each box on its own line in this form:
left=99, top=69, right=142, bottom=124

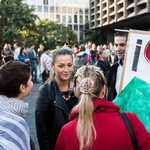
left=107, top=31, right=128, bottom=101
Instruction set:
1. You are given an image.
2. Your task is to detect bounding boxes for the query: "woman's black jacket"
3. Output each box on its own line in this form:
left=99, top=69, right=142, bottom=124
left=35, top=79, right=78, bottom=150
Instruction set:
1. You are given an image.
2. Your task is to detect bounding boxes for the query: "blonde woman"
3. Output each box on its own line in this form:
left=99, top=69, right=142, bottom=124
left=55, top=65, right=150, bottom=150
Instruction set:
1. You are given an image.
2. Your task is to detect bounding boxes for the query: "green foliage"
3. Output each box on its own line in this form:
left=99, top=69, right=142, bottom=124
left=84, top=22, right=107, bottom=45
left=0, top=0, right=37, bottom=50
left=21, top=19, right=77, bottom=50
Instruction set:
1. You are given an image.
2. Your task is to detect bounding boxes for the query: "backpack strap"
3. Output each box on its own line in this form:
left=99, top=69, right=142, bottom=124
left=119, top=111, right=139, bottom=150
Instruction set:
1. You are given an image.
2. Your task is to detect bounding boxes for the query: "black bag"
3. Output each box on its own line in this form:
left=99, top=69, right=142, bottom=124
left=119, top=111, right=139, bottom=150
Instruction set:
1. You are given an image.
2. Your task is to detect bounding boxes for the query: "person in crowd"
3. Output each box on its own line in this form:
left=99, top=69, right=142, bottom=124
left=95, top=49, right=110, bottom=78
left=38, top=43, right=44, bottom=63
left=103, top=44, right=112, bottom=64
left=55, top=65, right=150, bottom=150
left=90, top=43, right=97, bottom=65
left=8, top=44, right=14, bottom=60
left=35, top=49, right=79, bottom=150
left=73, top=45, right=80, bottom=58
left=107, top=31, right=128, bottom=101
left=28, top=43, right=39, bottom=83
left=0, top=61, right=33, bottom=150
left=74, top=44, right=92, bottom=73
left=40, top=46, right=51, bottom=84
left=18, top=47, right=30, bottom=66
left=97, top=45, right=101, bottom=52
left=38, top=43, right=44, bottom=79
left=1, top=43, right=12, bottom=63
left=88, top=41, right=92, bottom=49
left=85, top=43, right=90, bottom=55
left=14, top=43, right=20, bottom=61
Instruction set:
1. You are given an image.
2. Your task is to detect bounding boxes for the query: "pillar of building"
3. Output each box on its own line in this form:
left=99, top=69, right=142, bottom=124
left=107, top=30, right=114, bottom=44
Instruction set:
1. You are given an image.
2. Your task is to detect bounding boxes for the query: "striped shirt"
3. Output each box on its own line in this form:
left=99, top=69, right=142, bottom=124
left=0, top=111, right=30, bottom=150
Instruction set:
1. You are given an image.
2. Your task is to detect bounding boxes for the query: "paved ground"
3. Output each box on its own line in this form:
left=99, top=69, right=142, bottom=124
left=24, top=64, right=41, bottom=150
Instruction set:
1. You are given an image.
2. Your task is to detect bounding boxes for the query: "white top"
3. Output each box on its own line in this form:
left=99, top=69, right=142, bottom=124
left=40, top=53, right=51, bottom=73
left=14, top=47, right=20, bottom=60
left=115, top=61, right=123, bottom=95
left=86, top=48, right=90, bottom=55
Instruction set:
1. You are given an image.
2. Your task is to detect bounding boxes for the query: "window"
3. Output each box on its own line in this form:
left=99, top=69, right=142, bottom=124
left=85, top=9, right=88, bottom=14
left=31, top=5, right=36, bottom=12
left=56, top=15, right=60, bottom=22
left=50, top=0, right=54, bottom=6
left=85, top=16, right=88, bottom=22
left=74, top=0, right=77, bottom=4
left=37, top=0, right=42, bottom=5
left=79, top=8, right=83, bottom=14
left=79, top=25, right=83, bottom=31
left=62, top=7, right=66, bottom=13
left=80, top=32, right=83, bottom=40
left=44, top=6, right=48, bottom=12
left=68, top=7, right=72, bottom=13
left=74, top=15, right=77, bottom=23
left=68, top=25, right=72, bottom=29
left=44, top=13, right=48, bottom=19
left=62, top=15, right=66, bottom=23
left=68, top=16, right=72, bottom=23
left=56, top=7, right=60, bottom=13
left=74, top=25, right=78, bottom=30
left=50, top=6, right=54, bottom=12
left=79, top=15, right=83, bottom=23
left=50, top=13, right=54, bottom=21
left=37, top=6, right=42, bottom=12
left=31, top=0, right=36, bottom=5
left=74, top=8, right=78, bottom=14
left=43, top=0, right=48, bottom=5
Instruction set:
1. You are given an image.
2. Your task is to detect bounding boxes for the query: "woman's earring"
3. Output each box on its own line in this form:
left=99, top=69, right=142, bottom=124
left=23, top=90, right=25, bottom=93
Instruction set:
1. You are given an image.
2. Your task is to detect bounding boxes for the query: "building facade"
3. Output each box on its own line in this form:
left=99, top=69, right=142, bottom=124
left=90, top=0, right=150, bottom=43
left=24, top=0, right=89, bottom=44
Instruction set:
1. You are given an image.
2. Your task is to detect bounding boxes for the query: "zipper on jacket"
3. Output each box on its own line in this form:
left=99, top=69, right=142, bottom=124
left=54, top=104, right=69, bottom=117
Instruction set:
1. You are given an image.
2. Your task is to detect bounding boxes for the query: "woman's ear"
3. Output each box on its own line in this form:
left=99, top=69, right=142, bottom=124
left=50, top=63, right=54, bottom=71
left=100, top=85, right=106, bottom=98
left=19, top=84, right=26, bottom=93
left=74, top=88, right=80, bottom=99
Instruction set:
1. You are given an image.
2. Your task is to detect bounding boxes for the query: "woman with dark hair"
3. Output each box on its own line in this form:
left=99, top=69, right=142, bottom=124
left=35, top=49, right=79, bottom=150
left=1, top=44, right=12, bottom=63
left=90, top=43, right=97, bottom=65
left=55, top=65, right=150, bottom=150
left=95, top=49, right=110, bottom=78
left=0, top=61, right=33, bottom=150
left=18, top=47, right=30, bottom=66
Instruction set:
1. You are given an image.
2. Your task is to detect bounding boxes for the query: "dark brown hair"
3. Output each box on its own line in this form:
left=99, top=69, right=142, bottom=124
left=0, top=61, right=30, bottom=97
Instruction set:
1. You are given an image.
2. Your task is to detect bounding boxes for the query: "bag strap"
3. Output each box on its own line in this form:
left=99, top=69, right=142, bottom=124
left=119, top=111, right=139, bottom=150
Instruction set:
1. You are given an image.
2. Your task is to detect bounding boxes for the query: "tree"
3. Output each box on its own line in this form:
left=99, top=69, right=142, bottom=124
left=84, top=22, right=107, bottom=45
left=0, top=0, right=37, bottom=50
left=21, top=19, right=77, bottom=50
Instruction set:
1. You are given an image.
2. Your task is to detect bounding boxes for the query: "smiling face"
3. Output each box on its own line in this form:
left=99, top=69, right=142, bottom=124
left=115, top=36, right=127, bottom=61
left=51, top=54, right=73, bottom=81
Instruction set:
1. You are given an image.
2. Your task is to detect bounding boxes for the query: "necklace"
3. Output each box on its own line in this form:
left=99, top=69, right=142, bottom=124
left=59, top=81, right=72, bottom=101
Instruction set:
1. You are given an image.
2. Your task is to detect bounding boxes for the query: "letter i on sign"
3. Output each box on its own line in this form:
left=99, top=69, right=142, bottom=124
left=132, top=39, right=142, bottom=72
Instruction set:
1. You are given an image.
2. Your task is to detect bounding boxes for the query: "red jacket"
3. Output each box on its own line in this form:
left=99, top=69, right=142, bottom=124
left=55, top=98, right=150, bottom=150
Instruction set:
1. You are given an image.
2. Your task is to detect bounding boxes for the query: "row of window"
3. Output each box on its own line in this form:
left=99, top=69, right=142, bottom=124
left=31, top=5, right=89, bottom=14
left=41, top=13, right=88, bottom=24
left=43, top=0, right=89, bottom=5
left=68, top=25, right=84, bottom=31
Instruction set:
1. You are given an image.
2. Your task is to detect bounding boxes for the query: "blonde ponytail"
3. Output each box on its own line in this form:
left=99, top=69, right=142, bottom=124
left=77, top=94, right=96, bottom=150
left=74, top=65, right=105, bottom=150
left=45, top=69, right=55, bottom=83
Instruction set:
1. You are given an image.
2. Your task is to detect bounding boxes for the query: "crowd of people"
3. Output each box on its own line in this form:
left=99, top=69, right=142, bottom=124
left=0, top=31, right=150, bottom=150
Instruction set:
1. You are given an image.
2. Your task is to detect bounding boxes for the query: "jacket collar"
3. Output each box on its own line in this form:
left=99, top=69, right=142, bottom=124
left=69, top=98, right=120, bottom=121
left=51, top=79, right=70, bottom=116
